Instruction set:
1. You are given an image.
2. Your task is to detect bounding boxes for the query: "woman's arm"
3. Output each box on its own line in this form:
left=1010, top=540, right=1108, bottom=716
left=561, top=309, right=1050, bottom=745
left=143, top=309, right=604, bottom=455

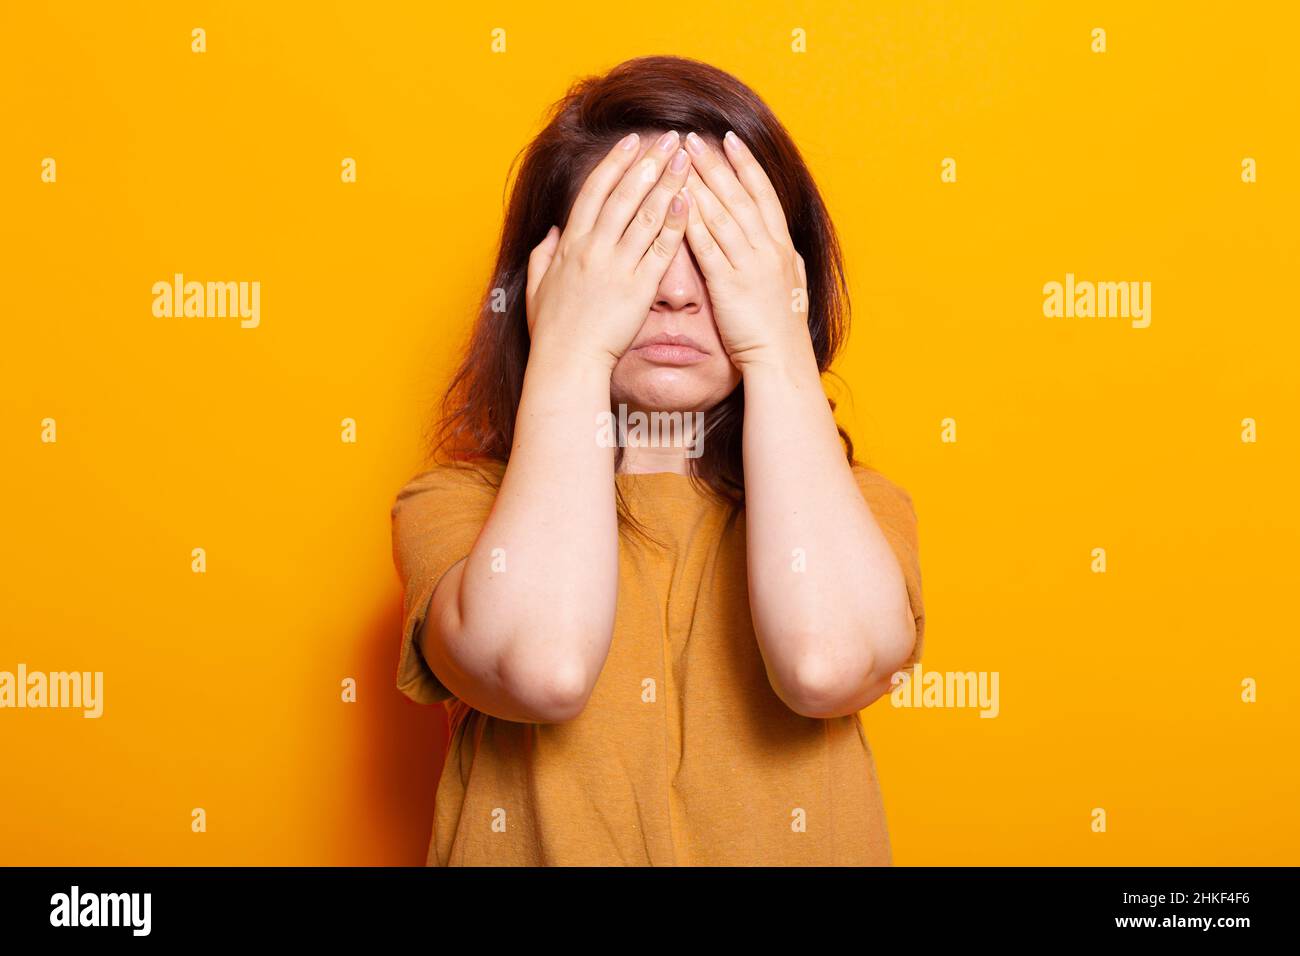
left=420, top=350, right=618, bottom=724
left=420, top=132, right=693, bottom=723
left=739, top=347, right=917, bottom=718
left=681, top=131, right=916, bottom=718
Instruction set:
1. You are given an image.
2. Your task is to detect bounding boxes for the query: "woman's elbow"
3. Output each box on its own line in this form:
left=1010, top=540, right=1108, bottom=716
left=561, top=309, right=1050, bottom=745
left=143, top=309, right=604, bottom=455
left=495, top=644, right=598, bottom=724
left=440, top=602, right=606, bottom=722
left=778, top=652, right=873, bottom=718
left=777, top=623, right=916, bottom=718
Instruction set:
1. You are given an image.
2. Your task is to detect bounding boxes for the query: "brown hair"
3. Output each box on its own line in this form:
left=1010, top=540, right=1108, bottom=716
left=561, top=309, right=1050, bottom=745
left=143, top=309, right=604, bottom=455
left=426, top=54, right=853, bottom=517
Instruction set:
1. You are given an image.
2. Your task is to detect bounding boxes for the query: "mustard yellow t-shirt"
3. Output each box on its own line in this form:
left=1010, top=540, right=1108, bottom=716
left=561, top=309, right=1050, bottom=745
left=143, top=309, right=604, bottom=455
left=391, top=460, right=925, bottom=866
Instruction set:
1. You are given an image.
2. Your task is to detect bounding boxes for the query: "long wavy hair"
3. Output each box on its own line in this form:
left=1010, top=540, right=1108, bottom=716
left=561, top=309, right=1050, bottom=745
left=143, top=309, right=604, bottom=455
left=425, top=55, right=853, bottom=522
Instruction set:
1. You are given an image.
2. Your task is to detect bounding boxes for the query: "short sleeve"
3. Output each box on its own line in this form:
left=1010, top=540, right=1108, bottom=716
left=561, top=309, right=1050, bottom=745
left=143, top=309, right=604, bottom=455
left=851, top=464, right=926, bottom=668
left=390, top=462, right=503, bottom=705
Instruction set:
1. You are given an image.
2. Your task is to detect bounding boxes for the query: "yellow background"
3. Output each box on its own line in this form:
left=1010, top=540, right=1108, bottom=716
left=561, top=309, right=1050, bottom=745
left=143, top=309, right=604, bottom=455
left=2, top=1, right=1296, bottom=865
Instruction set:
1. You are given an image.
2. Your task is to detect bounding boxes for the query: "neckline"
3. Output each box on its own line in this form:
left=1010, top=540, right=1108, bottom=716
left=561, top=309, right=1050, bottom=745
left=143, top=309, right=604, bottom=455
left=615, top=469, right=721, bottom=502
left=615, top=470, right=693, bottom=479
left=615, top=471, right=698, bottom=490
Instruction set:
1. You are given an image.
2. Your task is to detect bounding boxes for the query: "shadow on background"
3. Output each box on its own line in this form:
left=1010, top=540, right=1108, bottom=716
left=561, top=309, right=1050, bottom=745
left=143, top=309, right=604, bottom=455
left=358, top=596, right=449, bottom=865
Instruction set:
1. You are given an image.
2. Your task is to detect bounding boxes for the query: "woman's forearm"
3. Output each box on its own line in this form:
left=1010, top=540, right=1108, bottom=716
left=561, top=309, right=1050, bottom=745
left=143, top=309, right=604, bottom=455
left=426, top=339, right=620, bottom=722
left=740, top=340, right=916, bottom=718
left=668, top=130, right=915, bottom=716
left=423, top=133, right=692, bottom=723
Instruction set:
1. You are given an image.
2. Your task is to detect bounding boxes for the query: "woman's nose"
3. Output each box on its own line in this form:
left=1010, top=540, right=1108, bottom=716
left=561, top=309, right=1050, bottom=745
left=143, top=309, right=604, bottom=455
left=651, top=244, right=704, bottom=314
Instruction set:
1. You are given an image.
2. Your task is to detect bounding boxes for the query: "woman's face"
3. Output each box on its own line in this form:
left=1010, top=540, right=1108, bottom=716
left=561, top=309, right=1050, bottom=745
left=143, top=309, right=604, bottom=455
left=602, top=131, right=743, bottom=415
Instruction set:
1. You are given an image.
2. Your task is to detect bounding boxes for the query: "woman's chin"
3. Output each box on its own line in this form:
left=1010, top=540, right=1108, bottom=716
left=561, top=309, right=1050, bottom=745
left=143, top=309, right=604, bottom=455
left=611, top=365, right=739, bottom=415
left=613, top=380, right=709, bottom=414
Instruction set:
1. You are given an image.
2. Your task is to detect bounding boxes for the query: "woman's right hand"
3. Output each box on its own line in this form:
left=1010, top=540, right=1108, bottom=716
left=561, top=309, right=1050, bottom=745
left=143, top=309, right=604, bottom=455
left=525, top=130, right=692, bottom=370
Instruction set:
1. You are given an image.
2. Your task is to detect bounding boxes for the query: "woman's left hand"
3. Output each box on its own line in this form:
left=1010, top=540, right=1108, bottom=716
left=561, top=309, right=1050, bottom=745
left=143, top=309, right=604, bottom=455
left=681, top=130, right=812, bottom=369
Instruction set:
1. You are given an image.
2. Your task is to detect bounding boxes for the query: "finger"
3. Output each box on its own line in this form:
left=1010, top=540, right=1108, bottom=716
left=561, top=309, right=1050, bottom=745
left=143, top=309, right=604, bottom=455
left=635, top=189, right=689, bottom=282
left=721, top=130, right=793, bottom=246
left=680, top=184, right=733, bottom=278
left=684, top=168, right=748, bottom=266
left=566, top=132, right=644, bottom=235
left=526, top=225, right=560, bottom=305
left=684, top=131, right=768, bottom=246
left=619, top=146, right=691, bottom=259
left=593, top=129, right=681, bottom=243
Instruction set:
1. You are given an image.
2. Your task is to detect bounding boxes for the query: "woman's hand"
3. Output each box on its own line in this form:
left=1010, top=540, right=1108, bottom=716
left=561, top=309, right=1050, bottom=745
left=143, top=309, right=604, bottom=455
left=525, top=130, right=692, bottom=371
left=681, top=130, right=811, bottom=370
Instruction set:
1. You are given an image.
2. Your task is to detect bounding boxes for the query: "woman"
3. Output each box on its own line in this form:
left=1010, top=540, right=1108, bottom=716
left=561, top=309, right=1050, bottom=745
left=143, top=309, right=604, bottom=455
left=391, top=55, right=925, bottom=866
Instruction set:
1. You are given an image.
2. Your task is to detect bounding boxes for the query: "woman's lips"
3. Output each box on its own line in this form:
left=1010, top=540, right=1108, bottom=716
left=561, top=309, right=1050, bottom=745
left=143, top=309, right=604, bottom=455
left=633, top=343, right=709, bottom=365
left=630, top=334, right=709, bottom=366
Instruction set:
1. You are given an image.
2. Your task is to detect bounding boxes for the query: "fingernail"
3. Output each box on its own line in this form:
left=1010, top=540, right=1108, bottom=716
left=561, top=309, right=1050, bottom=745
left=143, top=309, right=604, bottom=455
left=669, top=148, right=688, bottom=173
left=670, top=195, right=684, bottom=215
left=724, top=130, right=742, bottom=150
left=657, top=130, right=679, bottom=151
left=685, top=131, right=707, bottom=155
left=620, top=132, right=639, bottom=150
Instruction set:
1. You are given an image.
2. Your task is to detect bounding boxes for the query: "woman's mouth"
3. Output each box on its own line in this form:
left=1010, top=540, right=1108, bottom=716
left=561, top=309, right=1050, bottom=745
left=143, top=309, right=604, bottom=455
left=630, top=333, right=709, bottom=366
